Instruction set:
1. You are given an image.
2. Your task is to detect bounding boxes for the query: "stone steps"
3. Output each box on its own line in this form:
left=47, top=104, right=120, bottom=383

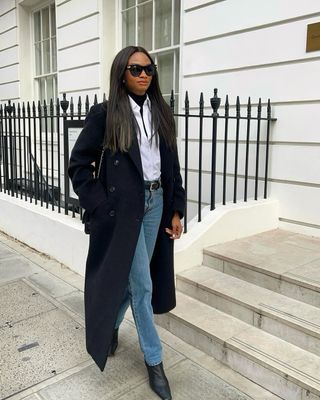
left=156, top=230, right=320, bottom=399
left=203, top=230, right=320, bottom=308
left=177, top=265, right=320, bottom=357
left=158, top=291, right=320, bottom=400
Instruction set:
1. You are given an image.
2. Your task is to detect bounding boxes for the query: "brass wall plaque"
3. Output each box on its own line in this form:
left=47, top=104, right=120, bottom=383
left=306, top=22, right=320, bottom=52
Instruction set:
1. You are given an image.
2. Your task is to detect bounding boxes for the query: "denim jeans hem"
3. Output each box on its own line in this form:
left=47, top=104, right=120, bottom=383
left=145, top=358, right=162, bottom=367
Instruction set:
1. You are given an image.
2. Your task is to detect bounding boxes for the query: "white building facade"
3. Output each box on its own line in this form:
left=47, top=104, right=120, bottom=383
left=0, top=0, right=320, bottom=237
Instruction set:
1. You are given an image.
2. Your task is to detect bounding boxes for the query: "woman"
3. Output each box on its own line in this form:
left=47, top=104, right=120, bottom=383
left=68, top=46, right=185, bottom=400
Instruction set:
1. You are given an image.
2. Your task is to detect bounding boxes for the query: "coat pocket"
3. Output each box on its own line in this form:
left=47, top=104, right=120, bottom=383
left=82, top=198, right=113, bottom=234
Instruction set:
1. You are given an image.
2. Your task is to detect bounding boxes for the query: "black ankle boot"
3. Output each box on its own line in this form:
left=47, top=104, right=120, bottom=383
left=107, top=328, right=119, bottom=356
left=145, top=361, right=172, bottom=400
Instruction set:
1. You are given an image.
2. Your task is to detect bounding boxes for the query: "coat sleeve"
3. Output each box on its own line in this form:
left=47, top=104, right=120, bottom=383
left=172, top=146, right=186, bottom=219
left=68, top=103, right=108, bottom=214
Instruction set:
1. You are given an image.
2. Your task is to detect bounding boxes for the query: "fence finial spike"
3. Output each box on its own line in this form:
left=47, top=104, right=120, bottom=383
left=6, top=100, right=13, bottom=115
left=184, top=91, right=189, bottom=114
left=60, top=93, right=69, bottom=115
left=43, top=99, right=47, bottom=113
left=267, top=99, right=271, bottom=118
left=247, top=96, right=251, bottom=117
left=257, top=97, right=262, bottom=117
left=236, top=96, right=240, bottom=117
left=85, top=95, right=89, bottom=115
left=170, top=89, right=175, bottom=112
left=210, top=89, right=221, bottom=114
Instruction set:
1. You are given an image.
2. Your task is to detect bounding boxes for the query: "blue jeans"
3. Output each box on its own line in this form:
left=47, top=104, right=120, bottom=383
left=115, top=187, right=163, bottom=366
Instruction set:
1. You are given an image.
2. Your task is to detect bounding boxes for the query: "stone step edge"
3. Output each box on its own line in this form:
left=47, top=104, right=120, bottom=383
left=154, top=317, right=283, bottom=400
left=169, top=292, right=320, bottom=397
left=177, top=266, right=320, bottom=339
left=203, top=249, right=320, bottom=293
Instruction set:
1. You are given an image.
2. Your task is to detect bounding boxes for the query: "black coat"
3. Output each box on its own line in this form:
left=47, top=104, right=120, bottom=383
left=68, top=103, right=185, bottom=371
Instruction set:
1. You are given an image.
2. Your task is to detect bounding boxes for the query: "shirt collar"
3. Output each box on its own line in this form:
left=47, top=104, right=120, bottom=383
left=128, top=93, right=151, bottom=111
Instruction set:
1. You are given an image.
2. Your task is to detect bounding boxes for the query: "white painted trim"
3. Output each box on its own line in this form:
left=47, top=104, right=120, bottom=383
left=0, top=192, right=279, bottom=278
left=174, top=198, right=279, bottom=273
left=0, top=192, right=88, bottom=276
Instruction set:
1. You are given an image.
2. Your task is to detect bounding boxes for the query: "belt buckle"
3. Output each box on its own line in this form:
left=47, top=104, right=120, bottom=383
left=150, top=181, right=158, bottom=191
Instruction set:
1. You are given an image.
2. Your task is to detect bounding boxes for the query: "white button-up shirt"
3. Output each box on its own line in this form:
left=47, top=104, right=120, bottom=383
left=128, top=95, right=161, bottom=181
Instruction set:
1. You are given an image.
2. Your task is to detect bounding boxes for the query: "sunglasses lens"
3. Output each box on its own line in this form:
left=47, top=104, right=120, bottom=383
left=130, top=65, right=143, bottom=77
left=127, top=64, right=156, bottom=77
left=145, top=65, right=156, bottom=76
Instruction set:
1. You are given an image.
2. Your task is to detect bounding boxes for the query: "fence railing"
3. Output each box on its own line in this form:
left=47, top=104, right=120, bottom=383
left=175, top=89, right=276, bottom=231
left=0, top=90, right=276, bottom=232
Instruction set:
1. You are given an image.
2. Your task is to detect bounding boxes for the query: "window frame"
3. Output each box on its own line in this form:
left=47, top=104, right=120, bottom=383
left=31, top=1, right=57, bottom=105
left=120, top=0, right=181, bottom=102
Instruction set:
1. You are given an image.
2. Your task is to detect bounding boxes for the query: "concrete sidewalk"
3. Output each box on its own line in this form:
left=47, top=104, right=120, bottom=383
left=0, top=231, right=276, bottom=400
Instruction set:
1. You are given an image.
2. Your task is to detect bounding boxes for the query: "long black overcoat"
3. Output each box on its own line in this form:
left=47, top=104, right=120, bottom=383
left=68, top=102, right=185, bottom=372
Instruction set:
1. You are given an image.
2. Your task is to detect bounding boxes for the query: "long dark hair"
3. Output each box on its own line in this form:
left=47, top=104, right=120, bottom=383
left=103, top=46, right=176, bottom=152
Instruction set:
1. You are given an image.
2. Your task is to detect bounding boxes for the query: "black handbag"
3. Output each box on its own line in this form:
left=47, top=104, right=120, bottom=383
left=82, top=149, right=105, bottom=234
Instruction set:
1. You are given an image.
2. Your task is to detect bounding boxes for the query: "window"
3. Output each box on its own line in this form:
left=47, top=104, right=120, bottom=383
left=121, top=0, right=180, bottom=104
left=33, top=3, right=57, bottom=104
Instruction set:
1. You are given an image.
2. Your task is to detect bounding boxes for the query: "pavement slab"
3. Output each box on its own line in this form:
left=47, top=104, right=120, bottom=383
left=27, top=270, right=77, bottom=298
left=117, top=359, right=251, bottom=400
left=0, top=280, right=56, bottom=328
left=38, top=337, right=184, bottom=400
left=0, top=242, right=19, bottom=259
left=56, top=291, right=85, bottom=319
left=0, top=256, right=43, bottom=285
left=0, top=308, right=88, bottom=399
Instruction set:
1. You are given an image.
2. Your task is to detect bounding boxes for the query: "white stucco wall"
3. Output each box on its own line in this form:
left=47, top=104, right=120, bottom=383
left=0, top=191, right=279, bottom=276
left=181, top=0, right=320, bottom=236
left=0, top=0, right=19, bottom=101
left=55, top=0, right=116, bottom=103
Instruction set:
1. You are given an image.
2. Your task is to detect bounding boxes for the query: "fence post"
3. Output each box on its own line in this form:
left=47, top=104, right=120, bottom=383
left=210, top=89, right=221, bottom=210
left=254, top=98, right=262, bottom=200
left=61, top=93, right=69, bottom=215
left=244, top=97, right=251, bottom=202
left=264, top=99, right=272, bottom=198
left=233, top=96, right=240, bottom=203
left=0, top=105, right=3, bottom=192
left=198, top=92, right=204, bottom=222
left=222, top=95, right=229, bottom=205
left=184, top=91, right=189, bottom=233
left=6, top=101, right=15, bottom=196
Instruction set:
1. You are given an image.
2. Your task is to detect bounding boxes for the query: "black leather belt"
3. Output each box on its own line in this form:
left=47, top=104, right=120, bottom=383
left=144, top=179, right=161, bottom=191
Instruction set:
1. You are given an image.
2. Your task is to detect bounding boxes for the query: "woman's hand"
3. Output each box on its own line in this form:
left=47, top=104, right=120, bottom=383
left=165, top=212, right=183, bottom=240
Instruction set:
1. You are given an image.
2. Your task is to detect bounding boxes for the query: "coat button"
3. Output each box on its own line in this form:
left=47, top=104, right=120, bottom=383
left=109, top=186, right=115, bottom=192
left=109, top=210, right=115, bottom=217
left=113, top=159, right=120, bottom=166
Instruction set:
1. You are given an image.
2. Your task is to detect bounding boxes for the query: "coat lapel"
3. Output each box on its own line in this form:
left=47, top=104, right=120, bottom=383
left=159, top=136, right=171, bottom=179
left=128, top=133, right=144, bottom=180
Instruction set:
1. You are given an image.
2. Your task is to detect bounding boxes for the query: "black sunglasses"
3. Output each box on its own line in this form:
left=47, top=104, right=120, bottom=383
left=126, top=64, right=157, bottom=77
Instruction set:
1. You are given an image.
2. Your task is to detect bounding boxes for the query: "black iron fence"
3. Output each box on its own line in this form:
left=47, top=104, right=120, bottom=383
left=0, top=90, right=276, bottom=232
left=176, top=89, right=276, bottom=231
